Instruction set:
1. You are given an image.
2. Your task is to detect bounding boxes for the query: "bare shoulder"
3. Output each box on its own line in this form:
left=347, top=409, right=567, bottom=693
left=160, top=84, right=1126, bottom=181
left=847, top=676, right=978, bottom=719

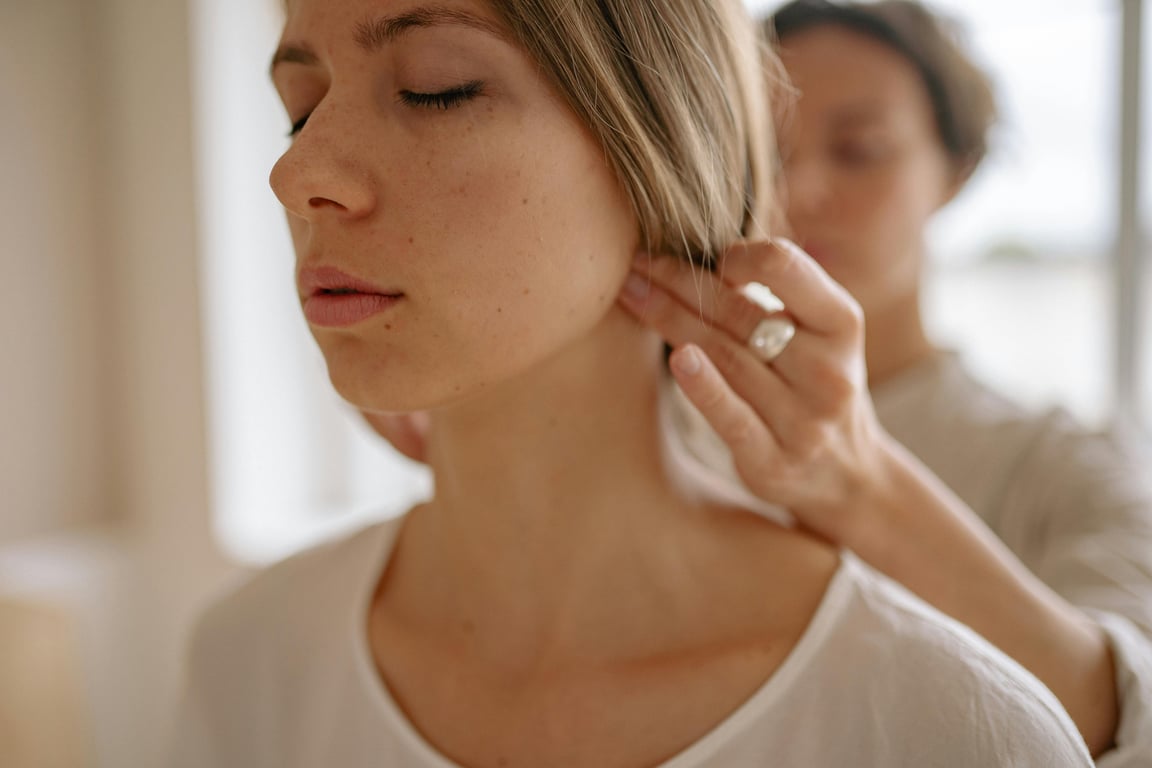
left=715, top=506, right=841, bottom=577
left=695, top=506, right=843, bottom=640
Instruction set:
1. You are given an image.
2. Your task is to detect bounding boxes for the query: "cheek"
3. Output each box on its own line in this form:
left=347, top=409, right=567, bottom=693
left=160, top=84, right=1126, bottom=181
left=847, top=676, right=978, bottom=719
left=390, top=114, right=635, bottom=360
left=839, top=166, right=935, bottom=247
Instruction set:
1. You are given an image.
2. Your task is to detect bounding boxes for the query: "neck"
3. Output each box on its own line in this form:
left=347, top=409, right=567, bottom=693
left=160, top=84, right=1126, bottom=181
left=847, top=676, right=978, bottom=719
left=864, top=286, right=937, bottom=388
left=384, top=308, right=748, bottom=665
left=425, top=310, right=682, bottom=542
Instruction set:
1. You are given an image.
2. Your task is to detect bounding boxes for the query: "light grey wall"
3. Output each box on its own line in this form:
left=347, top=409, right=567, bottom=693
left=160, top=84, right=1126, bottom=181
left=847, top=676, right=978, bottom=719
left=0, top=1, right=240, bottom=766
left=1, top=0, right=111, bottom=540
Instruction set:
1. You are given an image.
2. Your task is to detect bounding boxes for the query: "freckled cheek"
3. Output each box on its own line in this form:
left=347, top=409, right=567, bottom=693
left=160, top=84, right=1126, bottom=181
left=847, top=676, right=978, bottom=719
left=388, top=158, right=548, bottom=302
left=442, top=157, right=551, bottom=230
left=389, top=145, right=536, bottom=230
left=405, top=160, right=562, bottom=286
left=391, top=136, right=628, bottom=334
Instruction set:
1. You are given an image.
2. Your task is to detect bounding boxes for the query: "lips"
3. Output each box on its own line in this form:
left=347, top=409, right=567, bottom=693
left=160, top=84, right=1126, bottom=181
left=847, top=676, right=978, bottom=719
left=298, top=266, right=403, bottom=328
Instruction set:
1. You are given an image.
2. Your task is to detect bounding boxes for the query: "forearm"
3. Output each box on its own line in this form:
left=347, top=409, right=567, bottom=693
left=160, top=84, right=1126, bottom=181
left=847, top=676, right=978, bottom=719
left=845, top=437, right=1119, bottom=756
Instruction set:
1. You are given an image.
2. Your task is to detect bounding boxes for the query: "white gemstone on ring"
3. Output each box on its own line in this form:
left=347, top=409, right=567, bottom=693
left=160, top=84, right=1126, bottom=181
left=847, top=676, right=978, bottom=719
left=739, top=281, right=785, bottom=313
left=747, top=317, right=796, bottom=363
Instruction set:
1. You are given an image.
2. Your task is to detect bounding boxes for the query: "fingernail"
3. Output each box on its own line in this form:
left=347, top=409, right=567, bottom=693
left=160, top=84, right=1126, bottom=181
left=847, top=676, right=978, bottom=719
left=622, top=272, right=650, bottom=302
left=672, top=345, right=702, bottom=376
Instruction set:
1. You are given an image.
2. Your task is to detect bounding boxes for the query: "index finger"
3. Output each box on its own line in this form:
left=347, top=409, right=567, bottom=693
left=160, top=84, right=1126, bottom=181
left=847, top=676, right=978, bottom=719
left=716, top=239, right=862, bottom=337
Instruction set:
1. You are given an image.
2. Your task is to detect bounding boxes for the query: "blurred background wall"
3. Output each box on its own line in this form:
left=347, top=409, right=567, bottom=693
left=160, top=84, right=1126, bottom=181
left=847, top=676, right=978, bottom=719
left=0, top=1, right=238, bottom=766
left=2, top=0, right=108, bottom=542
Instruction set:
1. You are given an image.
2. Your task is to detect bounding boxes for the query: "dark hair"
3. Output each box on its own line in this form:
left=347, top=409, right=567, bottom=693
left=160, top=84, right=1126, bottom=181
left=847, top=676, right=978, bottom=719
left=768, top=0, right=997, bottom=184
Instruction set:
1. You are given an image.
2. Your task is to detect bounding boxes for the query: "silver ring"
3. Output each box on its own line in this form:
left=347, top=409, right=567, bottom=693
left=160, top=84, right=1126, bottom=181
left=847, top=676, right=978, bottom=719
left=747, top=317, right=796, bottom=363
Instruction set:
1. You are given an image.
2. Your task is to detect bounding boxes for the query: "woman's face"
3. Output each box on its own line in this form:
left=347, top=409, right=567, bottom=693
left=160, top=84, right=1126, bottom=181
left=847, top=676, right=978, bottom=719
left=775, top=25, right=956, bottom=315
left=269, top=0, right=638, bottom=412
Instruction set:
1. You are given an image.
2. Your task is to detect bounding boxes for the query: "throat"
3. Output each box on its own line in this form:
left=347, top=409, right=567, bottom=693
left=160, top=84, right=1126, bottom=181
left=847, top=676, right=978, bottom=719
left=864, top=295, right=935, bottom=386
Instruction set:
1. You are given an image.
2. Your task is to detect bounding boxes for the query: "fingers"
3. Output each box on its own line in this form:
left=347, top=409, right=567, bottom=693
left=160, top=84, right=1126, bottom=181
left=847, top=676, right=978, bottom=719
left=630, top=239, right=862, bottom=393
left=667, top=344, right=780, bottom=463
left=630, top=253, right=784, bottom=345
left=618, top=272, right=807, bottom=442
left=731, top=240, right=861, bottom=338
left=625, top=248, right=810, bottom=392
left=619, top=241, right=877, bottom=543
left=620, top=238, right=867, bottom=438
left=645, top=238, right=861, bottom=338
left=620, top=267, right=775, bottom=357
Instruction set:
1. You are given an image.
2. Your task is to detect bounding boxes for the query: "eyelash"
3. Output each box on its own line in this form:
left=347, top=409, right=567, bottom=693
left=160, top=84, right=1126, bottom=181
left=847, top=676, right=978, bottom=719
left=399, top=80, right=484, bottom=110
left=287, top=81, right=484, bottom=137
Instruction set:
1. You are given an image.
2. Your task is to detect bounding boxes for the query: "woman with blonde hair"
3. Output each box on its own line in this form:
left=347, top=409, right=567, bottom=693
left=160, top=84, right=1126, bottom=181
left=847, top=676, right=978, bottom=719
left=172, top=0, right=1094, bottom=765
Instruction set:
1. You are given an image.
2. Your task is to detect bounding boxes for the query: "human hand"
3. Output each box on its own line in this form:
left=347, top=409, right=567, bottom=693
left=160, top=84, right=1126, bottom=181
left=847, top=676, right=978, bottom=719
left=618, top=239, right=894, bottom=548
left=360, top=410, right=430, bottom=464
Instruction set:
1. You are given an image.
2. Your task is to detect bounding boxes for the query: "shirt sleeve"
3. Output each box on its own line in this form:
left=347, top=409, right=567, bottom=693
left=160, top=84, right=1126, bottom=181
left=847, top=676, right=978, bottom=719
left=999, top=412, right=1152, bottom=764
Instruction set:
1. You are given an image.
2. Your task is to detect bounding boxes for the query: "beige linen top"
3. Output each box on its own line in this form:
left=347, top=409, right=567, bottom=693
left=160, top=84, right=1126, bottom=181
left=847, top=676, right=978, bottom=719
left=872, top=351, right=1152, bottom=767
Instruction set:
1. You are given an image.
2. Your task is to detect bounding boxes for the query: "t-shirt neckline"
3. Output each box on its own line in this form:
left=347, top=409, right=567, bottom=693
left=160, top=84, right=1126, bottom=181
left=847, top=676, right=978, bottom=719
left=348, top=516, right=858, bottom=768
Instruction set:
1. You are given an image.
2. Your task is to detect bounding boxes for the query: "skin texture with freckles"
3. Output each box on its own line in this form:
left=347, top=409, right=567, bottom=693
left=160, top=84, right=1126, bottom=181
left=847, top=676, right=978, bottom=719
left=270, top=0, right=638, bottom=414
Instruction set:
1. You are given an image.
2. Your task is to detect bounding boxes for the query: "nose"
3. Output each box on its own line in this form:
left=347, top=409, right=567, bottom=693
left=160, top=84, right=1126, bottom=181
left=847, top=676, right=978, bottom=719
left=268, top=108, right=378, bottom=222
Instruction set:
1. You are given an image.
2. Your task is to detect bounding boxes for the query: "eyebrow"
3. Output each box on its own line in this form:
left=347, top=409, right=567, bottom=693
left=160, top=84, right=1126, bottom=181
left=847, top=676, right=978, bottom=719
left=269, top=6, right=510, bottom=76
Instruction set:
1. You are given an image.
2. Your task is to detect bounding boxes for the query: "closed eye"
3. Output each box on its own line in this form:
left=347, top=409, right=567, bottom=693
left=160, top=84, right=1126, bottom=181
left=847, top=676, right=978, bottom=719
left=285, top=80, right=484, bottom=137
left=399, top=80, right=484, bottom=110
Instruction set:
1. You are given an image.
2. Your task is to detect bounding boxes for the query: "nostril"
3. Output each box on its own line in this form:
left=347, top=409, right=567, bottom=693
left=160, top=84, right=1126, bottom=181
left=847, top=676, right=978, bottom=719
left=308, top=196, right=345, bottom=210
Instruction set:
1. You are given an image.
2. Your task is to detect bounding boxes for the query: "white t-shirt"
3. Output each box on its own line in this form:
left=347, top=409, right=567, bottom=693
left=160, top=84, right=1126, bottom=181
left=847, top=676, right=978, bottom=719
left=664, top=351, right=1152, bottom=766
left=172, top=515, right=1093, bottom=767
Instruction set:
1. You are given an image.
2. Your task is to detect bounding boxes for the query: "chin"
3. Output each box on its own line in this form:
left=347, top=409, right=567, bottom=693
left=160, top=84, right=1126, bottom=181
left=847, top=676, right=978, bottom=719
left=327, top=369, right=440, bottom=415
left=316, top=340, right=422, bottom=413
left=322, top=343, right=491, bottom=415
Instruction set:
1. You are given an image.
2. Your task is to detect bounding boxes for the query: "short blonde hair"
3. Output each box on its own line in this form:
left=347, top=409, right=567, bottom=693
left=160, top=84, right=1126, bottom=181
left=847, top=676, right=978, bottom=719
left=494, top=0, right=778, bottom=264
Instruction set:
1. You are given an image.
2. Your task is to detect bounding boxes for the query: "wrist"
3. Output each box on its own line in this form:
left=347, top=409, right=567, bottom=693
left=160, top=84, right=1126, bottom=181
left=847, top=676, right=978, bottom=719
left=1066, top=616, right=1120, bottom=757
left=836, top=432, right=907, bottom=558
